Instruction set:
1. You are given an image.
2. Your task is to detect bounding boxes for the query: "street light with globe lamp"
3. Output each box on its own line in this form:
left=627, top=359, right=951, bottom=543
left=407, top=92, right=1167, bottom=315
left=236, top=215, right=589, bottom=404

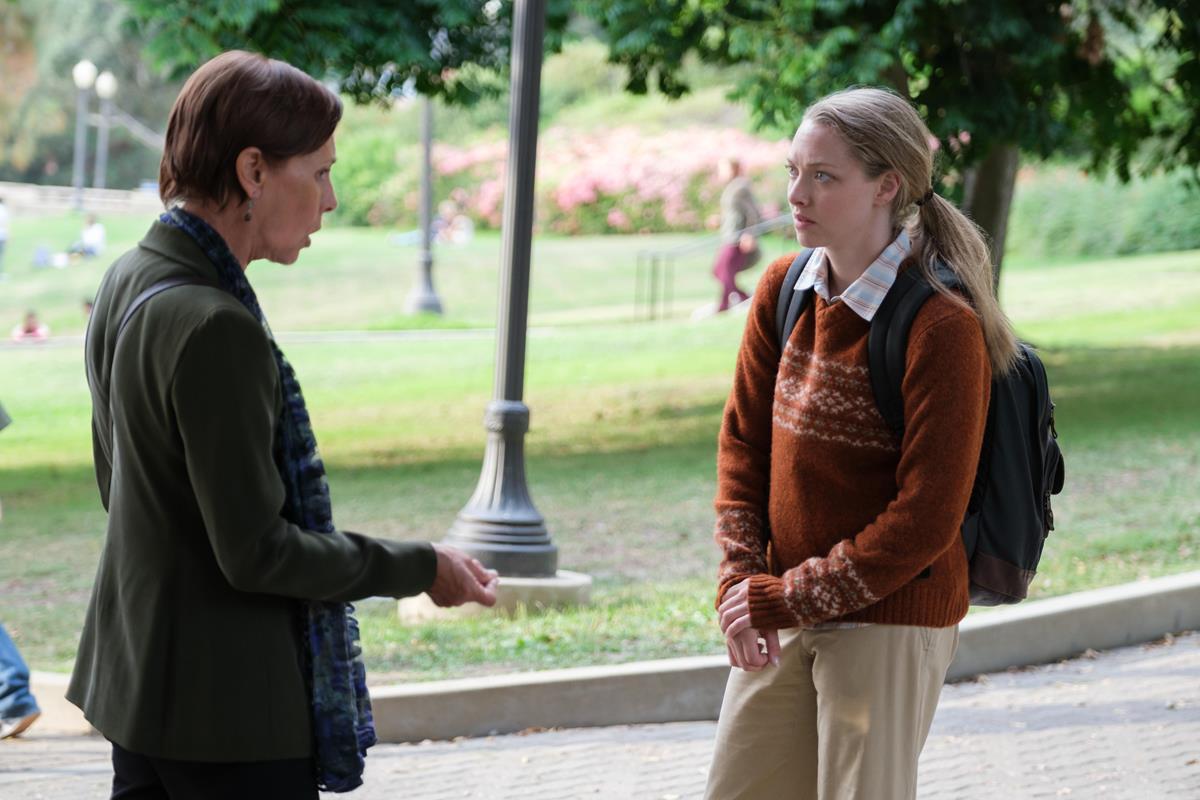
left=93, top=71, right=117, bottom=190
left=71, top=60, right=97, bottom=210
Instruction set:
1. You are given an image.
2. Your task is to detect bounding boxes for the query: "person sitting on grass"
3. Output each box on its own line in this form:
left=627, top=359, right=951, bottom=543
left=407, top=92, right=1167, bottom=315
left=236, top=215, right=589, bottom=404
left=67, top=214, right=106, bottom=258
left=10, top=310, right=49, bottom=343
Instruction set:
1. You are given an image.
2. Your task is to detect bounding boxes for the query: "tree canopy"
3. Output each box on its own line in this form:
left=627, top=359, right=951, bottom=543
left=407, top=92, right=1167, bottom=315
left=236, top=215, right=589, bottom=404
left=578, top=0, right=1198, bottom=270
left=116, top=0, right=1198, bottom=270
left=0, top=0, right=181, bottom=187
left=585, top=0, right=1198, bottom=182
left=120, top=0, right=572, bottom=106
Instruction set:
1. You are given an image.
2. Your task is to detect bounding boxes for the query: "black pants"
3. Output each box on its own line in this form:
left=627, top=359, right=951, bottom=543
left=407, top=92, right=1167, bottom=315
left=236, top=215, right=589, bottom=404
left=110, top=741, right=319, bottom=800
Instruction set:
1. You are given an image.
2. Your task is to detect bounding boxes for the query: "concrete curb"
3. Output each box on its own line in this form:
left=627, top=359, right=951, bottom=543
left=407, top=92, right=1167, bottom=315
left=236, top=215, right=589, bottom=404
left=947, top=569, right=1200, bottom=679
left=27, top=672, right=95, bottom=736
left=372, top=655, right=728, bottom=743
left=372, top=570, right=1200, bottom=742
left=29, top=571, right=1200, bottom=743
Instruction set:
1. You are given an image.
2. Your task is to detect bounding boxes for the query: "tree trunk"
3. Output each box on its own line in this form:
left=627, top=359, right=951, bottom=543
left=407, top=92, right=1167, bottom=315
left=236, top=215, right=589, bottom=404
left=961, top=143, right=1019, bottom=288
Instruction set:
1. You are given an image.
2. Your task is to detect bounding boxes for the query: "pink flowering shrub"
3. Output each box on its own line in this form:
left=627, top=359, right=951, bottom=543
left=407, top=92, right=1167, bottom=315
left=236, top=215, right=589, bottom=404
left=357, top=126, right=791, bottom=235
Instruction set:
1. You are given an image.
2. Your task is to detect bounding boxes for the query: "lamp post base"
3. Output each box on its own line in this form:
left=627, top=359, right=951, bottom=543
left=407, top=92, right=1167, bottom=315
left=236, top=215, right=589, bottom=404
left=405, top=251, right=443, bottom=315
left=445, top=400, right=557, bottom=577
left=444, top=518, right=558, bottom=577
left=404, top=285, right=444, bottom=315
left=397, top=569, right=592, bottom=622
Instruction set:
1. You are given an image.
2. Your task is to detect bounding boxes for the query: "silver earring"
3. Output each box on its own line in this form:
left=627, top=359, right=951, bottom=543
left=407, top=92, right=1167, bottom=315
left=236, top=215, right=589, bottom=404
left=244, top=198, right=255, bottom=222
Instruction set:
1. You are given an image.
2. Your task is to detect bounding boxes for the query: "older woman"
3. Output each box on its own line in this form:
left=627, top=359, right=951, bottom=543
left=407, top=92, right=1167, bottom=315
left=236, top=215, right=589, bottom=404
left=70, top=51, right=498, bottom=799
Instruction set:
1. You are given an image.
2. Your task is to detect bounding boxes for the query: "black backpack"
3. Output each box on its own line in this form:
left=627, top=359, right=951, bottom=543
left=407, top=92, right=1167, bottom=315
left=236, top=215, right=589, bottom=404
left=775, top=249, right=1066, bottom=605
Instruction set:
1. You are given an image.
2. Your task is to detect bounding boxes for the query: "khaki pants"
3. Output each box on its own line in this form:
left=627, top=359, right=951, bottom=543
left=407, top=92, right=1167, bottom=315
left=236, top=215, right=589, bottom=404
left=704, top=624, right=958, bottom=800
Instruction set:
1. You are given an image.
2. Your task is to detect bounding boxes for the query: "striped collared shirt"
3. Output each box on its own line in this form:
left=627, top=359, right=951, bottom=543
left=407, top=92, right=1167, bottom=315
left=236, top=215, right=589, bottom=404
left=794, top=229, right=912, bottom=322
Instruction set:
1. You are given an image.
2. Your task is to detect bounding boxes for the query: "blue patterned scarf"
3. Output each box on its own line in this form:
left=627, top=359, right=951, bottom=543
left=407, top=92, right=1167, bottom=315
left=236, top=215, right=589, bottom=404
left=161, top=208, right=374, bottom=792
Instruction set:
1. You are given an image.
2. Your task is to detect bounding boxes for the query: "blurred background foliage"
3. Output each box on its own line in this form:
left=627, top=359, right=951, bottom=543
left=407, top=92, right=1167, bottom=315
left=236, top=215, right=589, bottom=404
left=1, top=0, right=1197, bottom=264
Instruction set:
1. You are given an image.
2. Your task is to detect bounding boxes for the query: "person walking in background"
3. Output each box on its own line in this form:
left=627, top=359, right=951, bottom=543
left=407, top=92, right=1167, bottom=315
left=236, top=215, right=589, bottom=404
left=712, top=157, right=762, bottom=312
left=705, top=87, right=1019, bottom=799
left=1, top=405, right=42, bottom=741
left=0, top=624, right=41, bottom=740
left=0, top=401, right=9, bottom=523
left=73, top=50, right=498, bottom=799
left=0, top=196, right=10, bottom=280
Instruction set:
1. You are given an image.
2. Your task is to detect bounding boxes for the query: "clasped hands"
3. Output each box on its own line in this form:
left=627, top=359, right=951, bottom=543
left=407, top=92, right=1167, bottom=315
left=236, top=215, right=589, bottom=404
left=718, top=577, right=780, bottom=672
left=429, top=543, right=500, bottom=608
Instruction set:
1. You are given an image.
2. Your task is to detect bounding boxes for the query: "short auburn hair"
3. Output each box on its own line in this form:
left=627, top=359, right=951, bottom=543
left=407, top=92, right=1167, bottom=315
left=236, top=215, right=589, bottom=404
left=159, top=50, right=342, bottom=209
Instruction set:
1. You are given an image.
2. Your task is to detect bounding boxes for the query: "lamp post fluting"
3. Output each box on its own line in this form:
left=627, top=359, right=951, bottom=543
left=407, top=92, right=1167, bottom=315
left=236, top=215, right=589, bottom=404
left=93, top=71, right=117, bottom=190
left=444, top=0, right=556, bottom=577
left=405, top=96, right=443, bottom=314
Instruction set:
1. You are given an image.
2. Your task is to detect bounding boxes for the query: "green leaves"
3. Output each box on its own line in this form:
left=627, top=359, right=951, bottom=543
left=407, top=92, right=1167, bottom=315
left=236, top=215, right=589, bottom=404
left=120, top=0, right=573, bottom=106
left=581, top=0, right=1199, bottom=182
left=111, top=0, right=1198, bottom=184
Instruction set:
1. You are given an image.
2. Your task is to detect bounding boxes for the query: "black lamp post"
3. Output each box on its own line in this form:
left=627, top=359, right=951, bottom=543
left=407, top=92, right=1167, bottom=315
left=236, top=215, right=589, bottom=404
left=93, top=71, right=117, bottom=190
left=405, top=96, right=444, bottom=314
left=71, top=60, right=97, bottom=210
left=444, top=0, right=556, bottom=577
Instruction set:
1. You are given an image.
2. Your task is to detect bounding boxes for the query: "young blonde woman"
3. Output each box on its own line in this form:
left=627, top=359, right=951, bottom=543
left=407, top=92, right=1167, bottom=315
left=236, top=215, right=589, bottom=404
left=705, top=87, right=1019, bottom=799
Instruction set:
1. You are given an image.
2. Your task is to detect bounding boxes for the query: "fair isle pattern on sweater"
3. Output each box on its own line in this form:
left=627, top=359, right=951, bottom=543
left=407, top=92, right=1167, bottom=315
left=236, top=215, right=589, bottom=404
left=715, top=509, right=769, bottom=589
left=782, top=541, right=878, bottom=623
left=774, top=346, right=898, bottom=453
left=713, top=253, right=990, bottom=631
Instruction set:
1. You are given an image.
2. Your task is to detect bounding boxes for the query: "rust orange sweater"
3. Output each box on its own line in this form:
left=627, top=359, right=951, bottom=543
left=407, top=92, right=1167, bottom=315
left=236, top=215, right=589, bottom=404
left=715, top=254, right=991, bottom=629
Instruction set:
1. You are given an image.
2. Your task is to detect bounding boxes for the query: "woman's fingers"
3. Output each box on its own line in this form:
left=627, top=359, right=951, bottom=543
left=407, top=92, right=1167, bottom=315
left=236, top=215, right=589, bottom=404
left=729, top=627, right=767, bottom=671
left=736, top=637, right=759, bottom=671
left=726, top=641, right=741, bottom=669
left=717, top=579, right=750, bottom=615
left=719, top=600, right=750, bottom=634
left=723, top=609, right=753, bottom=638
left=763, top=629, right=781, bottom=666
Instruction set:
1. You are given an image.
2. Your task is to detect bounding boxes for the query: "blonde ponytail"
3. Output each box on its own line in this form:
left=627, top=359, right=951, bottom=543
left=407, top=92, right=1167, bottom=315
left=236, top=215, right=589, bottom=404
left=910, top=195, right=1020, bottom=375
left=803, top=87, right=1020, bottom=376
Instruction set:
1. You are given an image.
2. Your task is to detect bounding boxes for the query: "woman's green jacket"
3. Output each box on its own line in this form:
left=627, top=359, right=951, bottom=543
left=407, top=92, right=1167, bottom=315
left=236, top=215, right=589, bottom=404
left=68, top=221, right=437, bottom=761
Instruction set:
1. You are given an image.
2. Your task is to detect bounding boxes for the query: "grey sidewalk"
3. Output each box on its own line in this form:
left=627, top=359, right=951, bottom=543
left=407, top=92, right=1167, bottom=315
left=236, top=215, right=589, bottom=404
left=4, top=632, right=1198, bottom=799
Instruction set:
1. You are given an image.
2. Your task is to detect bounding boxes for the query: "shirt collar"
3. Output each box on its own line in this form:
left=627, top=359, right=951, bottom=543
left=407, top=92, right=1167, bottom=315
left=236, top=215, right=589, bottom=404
left=794, top=229, right=912, bottom=322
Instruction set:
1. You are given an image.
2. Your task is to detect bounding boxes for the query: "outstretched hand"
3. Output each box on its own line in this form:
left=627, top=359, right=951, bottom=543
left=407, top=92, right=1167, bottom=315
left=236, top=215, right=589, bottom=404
left=718, top=578, right=780, bottom=671
left=428, top=543, right=499, bottom=608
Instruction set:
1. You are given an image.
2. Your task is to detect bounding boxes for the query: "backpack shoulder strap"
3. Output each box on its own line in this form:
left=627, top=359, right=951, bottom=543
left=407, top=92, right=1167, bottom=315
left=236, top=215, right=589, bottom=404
left=868, top=264, right=959, bottom=435
left=86, top=276, right=208, bottom=498
left=85, top=275, right=208, bottom=397
left=115, top=276, right=206, bottom=343
left=775, top=248, right=816, bottom=352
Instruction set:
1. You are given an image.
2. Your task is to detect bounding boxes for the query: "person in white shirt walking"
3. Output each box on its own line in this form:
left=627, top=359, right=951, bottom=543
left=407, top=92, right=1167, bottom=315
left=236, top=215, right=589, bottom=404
left=0, top=197, right=10, bottom=280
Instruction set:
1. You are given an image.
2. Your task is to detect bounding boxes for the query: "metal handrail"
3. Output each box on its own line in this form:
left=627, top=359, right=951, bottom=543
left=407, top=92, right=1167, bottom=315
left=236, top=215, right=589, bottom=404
left=88, top=107, right=165, bottom=150
left=646, top=213, right=792, bottom=258
left=634, top=214, right=794, bottom=321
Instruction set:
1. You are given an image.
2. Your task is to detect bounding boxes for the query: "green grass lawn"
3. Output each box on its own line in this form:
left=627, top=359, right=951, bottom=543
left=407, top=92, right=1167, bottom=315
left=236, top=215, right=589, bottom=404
left=1, top=216, right=1198, bottom=681
left=0, top=211, right=799, bottom=336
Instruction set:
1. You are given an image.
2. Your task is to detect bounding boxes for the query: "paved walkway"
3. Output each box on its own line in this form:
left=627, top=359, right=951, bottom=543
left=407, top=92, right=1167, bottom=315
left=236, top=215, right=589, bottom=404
left=4, top=633, right=1198, bottom=799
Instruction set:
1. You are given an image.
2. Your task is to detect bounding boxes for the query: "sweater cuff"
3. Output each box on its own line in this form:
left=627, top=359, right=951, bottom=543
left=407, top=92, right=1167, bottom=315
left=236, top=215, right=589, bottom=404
left=747, top=574, right=799, bottom=630
left=716, top=575, right=753, bottom=610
